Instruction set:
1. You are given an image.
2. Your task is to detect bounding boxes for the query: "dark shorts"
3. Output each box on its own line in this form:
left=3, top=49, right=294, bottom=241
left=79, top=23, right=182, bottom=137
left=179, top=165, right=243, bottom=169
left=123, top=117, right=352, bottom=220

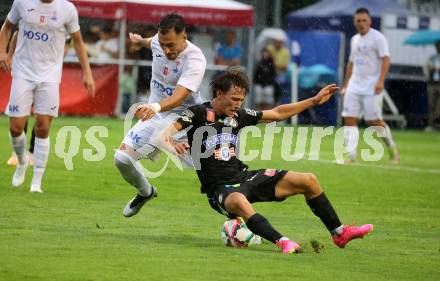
left=206, top=169, right=288, bottom=218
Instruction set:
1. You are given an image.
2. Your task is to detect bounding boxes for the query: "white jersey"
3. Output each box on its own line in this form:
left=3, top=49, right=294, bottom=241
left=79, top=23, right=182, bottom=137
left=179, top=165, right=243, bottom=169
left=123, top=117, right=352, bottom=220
left=149, top=34, right=206, bottom=118
left=7, top=0, right=80, bottom=83
left=347, top=28, right=389, bottom=95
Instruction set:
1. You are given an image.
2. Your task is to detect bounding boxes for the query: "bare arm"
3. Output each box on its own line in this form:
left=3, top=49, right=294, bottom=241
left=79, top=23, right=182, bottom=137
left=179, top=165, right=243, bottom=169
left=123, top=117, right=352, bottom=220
left=342, top=61, right=353, bottom=89
left=375, top=56, right=390, bottom=94
left=7, top=30, right=17, bottom=58
left=136, top=85, right=191, bottom=121
left=71, top=30, right=95, bottom=97
left=129, top=32, right=153, bottom=52
left=0, top=19, right=15, bottom=72
left=261, top=84, right=338, bottom=122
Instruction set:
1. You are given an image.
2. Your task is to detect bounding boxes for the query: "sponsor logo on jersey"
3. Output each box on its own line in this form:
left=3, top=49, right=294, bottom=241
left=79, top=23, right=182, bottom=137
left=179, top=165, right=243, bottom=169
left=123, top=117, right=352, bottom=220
left=203, top=133, right=238, bottom=150
left=245, top=108, right=257, bottom=116
left=23, top=29, right=49, bottom=42
left=8, top=104, right=19, bottom=113
left=151, top=79, right=174, bottom=96
left=264, top=169, right=277, bottom=177
left=128, top=131, right=141, bottom=144
left=219, top=117, right=238, bottom=128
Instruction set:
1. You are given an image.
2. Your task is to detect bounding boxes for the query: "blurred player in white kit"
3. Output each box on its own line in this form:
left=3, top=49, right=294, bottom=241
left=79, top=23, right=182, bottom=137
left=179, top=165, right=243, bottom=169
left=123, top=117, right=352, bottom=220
left=0, top=0, right=95, bottom=193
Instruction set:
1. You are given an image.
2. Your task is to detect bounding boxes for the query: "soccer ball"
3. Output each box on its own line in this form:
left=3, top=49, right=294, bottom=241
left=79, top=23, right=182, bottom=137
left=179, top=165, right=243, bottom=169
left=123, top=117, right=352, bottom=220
left=221, top=217, right=262, bottom=247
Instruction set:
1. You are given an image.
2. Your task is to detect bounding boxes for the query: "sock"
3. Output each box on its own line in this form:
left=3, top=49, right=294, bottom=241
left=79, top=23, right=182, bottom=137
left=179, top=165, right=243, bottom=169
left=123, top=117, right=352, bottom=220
left=373, top=124, right=395, bottom=147
left=31, top=137, right=50, bottom=187
left=114, top=150, right=153, bottom=197
left=245, top=213, right=283, bottom=243
left=10, top=132, right=27, bottom=165
left=344, top=126, right=359, bottom=160
left=306, top=192, right=342, bottom=235
left=29, top=127, right=36, bottom=153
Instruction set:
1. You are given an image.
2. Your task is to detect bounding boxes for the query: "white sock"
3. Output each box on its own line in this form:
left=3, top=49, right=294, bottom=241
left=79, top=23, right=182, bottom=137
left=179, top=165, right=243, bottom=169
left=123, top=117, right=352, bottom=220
left=10, top=132, right=27, bottom=165
left=31, top=137, right=50, bottom=187
left=344, top=126, right=359, bottom=160
left=332, top=225, right=344, bottom=236
left=114, top=150, right=153, bottom=197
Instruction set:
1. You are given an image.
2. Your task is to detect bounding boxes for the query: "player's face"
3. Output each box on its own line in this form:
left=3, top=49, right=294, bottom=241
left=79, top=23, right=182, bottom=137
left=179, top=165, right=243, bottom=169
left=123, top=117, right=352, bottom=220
left=218, top=86, right=246, bottom=117
left=354, top=13, right=371, bottom=35
left=158, top=30, right=187, bottom=60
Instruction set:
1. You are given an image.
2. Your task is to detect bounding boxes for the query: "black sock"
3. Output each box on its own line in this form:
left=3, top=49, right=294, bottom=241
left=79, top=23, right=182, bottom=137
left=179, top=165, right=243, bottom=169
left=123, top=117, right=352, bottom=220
left=306, top=192, right=342, bottom=234
left=29, top=127, right=36, bottom=153
left=246, top=213, right=282, bottom=243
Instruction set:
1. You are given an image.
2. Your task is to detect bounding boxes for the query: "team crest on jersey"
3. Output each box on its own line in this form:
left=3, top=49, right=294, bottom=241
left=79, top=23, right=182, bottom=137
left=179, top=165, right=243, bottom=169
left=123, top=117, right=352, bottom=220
left=163, top=67, right=169, bottom=76
left=40, top=16, right=45, bottom=23
left=264, top=169, right=277, bottom=177
left=214, top=143, right=236, bottom=161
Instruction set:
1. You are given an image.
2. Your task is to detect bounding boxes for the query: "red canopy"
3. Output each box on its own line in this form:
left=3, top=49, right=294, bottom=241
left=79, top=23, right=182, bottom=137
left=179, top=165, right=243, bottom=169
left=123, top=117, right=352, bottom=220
left=70, top=0, right=254, bottom=27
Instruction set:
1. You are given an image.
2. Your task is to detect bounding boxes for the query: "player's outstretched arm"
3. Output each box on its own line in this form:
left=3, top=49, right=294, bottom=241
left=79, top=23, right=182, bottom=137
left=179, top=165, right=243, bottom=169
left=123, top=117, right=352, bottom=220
left=136, top=85, right=191, bottom=121
left=71, top=31, right=95, bottom=97
left=261, top=84, right=338, bottom=122
left=0, top=19, right=15, bottom=72
left=129, top=32, right=153, bottom=52
left=154, top=122, right=189, bottom=155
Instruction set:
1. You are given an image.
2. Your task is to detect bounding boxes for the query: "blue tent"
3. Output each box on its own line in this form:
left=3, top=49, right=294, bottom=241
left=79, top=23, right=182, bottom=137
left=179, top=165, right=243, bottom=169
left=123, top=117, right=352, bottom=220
left=286, top=0, right=411, bottom=38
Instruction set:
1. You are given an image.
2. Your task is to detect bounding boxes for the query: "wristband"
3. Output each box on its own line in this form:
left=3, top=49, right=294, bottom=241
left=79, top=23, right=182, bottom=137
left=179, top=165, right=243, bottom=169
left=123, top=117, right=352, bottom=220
left=150, top=103, right=161, bottom=113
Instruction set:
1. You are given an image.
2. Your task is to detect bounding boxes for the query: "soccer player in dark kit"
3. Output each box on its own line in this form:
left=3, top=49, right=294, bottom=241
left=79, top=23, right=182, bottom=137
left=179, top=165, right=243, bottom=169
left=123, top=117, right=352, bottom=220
left=159, top=71, right=373, bottom=254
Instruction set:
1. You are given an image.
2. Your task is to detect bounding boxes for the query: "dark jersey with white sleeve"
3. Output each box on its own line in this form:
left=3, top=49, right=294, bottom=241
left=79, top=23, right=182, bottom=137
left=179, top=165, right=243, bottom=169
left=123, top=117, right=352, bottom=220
left=176, top=102, right=263, bottom=194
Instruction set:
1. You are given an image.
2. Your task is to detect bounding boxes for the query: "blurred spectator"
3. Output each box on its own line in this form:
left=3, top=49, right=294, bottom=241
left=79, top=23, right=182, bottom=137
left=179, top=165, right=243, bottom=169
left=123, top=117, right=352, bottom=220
left=267, top=38, right=290, bottom=74
left=214, top=30, right=242, bottom=66
left=121, top=65, right=137, bottom=113
left=96, top=26, right=119, bottom=60
left=254, top=48, right=277, bottom=110
left=84, top=25, right=101, bottom=58
left=267, top=38, right=291, bottom=105
left=425, top=40, right=440, bottom=131
left=136, top=26, right=156, bottom=97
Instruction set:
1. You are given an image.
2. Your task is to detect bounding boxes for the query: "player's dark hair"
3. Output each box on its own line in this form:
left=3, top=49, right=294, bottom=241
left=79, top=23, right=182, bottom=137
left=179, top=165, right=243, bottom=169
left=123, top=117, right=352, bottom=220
left=211, top=68, right=249, bottom=97
left=355, top=7, right=370, bottom=16
left=158, top=13, right=186, bottom=34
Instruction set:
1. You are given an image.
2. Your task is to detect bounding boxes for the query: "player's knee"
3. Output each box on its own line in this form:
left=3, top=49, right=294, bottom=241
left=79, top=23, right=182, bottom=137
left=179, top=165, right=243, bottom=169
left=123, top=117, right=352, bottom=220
left=305, top=173, right=321, bottom=192
left=9, top=126, right=24, bottom=137
left=34, top=123, right=50, bottom=138
left=225, top=193, right=250, bottom=215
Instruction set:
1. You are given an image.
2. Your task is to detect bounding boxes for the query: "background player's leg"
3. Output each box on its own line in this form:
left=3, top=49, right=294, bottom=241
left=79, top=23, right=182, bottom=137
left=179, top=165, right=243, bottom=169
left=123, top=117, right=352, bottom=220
left=343, top=117, right=359, bottom=163
left=31, top=114, right=52, bottom=192
left=224, top=192, right=302, bottom=253
left=367, top=119, right=399, bottom=163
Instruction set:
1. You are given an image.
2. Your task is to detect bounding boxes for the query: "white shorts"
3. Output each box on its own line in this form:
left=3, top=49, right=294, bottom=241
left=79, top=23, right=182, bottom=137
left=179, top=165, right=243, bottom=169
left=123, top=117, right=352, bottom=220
left=5, top=77, right=59, bottom=117
left=254, top=84, right=274, bottom=104
left=342, top=92, right=383, bottom=121
left=122, top=117, right=193, bottom=167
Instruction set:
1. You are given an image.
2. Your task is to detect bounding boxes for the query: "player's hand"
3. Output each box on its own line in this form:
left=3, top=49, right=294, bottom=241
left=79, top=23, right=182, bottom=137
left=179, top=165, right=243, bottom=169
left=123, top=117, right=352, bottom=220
left=83, top=74, right=95, bottom=97
left=174, top=142, right=190, bottom=155
left=340, top=87, right=347, bottom=96
left=0, top=52, right=12, bottom=72
left=375, top=81, right=384, bottom=95
left=312, top=84, right=339, bottom=105
left=129, top=33, right=144, bottom=52
left=135, top=104, right=156, bottom=121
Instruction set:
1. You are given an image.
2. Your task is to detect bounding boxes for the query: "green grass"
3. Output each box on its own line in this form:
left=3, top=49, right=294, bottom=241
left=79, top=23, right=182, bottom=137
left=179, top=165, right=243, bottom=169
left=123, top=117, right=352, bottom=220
left=0, top=116, right=439, bottom=281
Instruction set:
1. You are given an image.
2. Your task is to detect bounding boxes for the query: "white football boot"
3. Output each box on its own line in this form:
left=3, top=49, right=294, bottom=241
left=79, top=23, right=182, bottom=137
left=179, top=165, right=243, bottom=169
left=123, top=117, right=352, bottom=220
left=12, top=154, right=29, bottom=187
left=123, top=186, right=157, bottom=217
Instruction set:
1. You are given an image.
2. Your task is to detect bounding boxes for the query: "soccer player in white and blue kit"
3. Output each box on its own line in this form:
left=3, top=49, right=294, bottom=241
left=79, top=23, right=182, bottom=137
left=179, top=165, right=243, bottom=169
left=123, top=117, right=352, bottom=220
left=0, top=0, right=95, bottom=193
left=114, top=14, right=206, bottom=217
left=341, top=8, right=399, bottom=163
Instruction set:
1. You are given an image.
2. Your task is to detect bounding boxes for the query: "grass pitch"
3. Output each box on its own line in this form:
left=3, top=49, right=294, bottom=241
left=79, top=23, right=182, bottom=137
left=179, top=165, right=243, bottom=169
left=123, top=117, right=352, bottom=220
left=0, top=116, right=439, bottom=281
